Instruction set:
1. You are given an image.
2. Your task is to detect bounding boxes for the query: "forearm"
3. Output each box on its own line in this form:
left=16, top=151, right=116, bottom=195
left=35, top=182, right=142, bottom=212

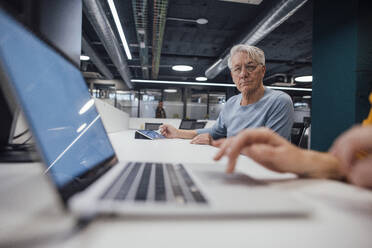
left=296, top=150, right=344, bottom=180
left=176, top=129, right=198, bottom=139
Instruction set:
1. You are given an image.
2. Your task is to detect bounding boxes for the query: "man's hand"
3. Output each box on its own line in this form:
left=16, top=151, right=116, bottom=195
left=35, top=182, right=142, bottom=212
left=213, top=127, right=342, bottom=179
left=213, top=128, right=304, bottom=173
left=329, top=125, right=372, bottom=188
left=190, top=133, right=212, bottom=145
left=159, top=124, right=179, bottom=138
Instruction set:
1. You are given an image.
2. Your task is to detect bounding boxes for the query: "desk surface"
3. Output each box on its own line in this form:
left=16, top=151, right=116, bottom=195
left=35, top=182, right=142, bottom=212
left=2, top=130, right=372, bottom=248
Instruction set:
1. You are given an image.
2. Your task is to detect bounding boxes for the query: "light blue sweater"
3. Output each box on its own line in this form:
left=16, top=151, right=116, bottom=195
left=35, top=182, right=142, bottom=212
left=197, top=88, right=294, bottom=140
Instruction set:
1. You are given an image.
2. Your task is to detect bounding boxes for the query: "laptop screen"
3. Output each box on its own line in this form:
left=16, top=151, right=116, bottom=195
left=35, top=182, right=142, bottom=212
left=179, top=119, right=196, bottom=130
left=0, top=9, right=116, bottom=195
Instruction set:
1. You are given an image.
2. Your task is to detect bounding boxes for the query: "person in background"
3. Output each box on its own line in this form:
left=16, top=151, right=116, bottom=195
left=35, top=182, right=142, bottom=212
left=160, top=44, right=294, bottom=145
left=155, top=100, right=166, bottom=118
left=213, top=92, right=372, bottom=188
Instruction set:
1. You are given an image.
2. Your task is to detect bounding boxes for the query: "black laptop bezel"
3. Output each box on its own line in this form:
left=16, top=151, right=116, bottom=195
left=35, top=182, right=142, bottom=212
left=179, top=119, right=197, bottom=130
left=193, top=121, right=207, bottom=129
left=0, top=8, right=119, bottom=207
left=144, top=122, right=162, bottom=131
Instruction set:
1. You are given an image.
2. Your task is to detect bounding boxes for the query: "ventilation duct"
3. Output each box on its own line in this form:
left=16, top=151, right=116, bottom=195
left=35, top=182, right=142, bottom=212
left=81, top=35, right=114, bottom=80
left=205, top=0, right=308, bottom=79
left=83, top=0, right=133, bottom=88
left=152, top=0, right=169, bottom=79
left=132, top=0, right=150, bottom=79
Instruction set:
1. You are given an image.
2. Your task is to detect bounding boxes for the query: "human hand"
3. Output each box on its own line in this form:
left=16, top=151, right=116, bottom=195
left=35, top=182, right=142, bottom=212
left=211, top=138, right=226, bottom=147
left=213, top=128, right=307, bottom=174
left=329, top=125, right=372, bottom=188
left=190, top=133, right=212, bottom=145
left=159, top=124, right=179, bottom=138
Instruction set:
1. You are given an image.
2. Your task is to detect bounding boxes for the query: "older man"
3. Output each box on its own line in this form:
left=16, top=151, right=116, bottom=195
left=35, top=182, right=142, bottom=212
left=160, top=44, right=294, bottom=144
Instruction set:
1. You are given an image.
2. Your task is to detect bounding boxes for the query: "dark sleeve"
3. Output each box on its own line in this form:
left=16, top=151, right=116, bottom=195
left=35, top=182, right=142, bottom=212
left=155, top=107, right=161, bottom=118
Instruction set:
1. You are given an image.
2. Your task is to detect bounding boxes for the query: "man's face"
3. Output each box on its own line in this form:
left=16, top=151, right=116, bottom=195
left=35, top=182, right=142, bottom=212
left=159, top=101, right=163, bottom=108
left=230, top=52, right=266, bottom=95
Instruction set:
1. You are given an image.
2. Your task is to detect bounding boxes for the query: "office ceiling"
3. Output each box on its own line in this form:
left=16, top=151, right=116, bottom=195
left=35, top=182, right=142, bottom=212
left=82, top=0, right=313, bottom=89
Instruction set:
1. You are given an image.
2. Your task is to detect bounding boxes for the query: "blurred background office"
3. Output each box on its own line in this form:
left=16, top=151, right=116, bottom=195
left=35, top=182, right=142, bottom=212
left=1, top=0, right=371, bottom=151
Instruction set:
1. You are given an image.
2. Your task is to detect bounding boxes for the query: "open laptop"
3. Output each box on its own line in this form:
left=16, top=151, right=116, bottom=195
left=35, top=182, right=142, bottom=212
left=144, top=122, right=162, bottom=131
left=193, top=121, right=207, bottom=129
left=179, top=119, right=196, bottom=130
left=0, top=9, right=309, bottom=218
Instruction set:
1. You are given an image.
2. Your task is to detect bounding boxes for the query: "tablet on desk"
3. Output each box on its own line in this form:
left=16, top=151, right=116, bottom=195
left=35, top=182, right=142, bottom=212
left=135, top=130, right=165, bottom=140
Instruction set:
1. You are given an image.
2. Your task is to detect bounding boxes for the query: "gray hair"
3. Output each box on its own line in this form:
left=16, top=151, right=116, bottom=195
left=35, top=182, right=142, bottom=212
left=227, top=44, right=265, bottom=69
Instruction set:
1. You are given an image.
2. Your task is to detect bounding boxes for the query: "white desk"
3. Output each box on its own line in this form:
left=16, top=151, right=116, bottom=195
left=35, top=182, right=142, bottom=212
left=2, top=130, right=372, bottom=248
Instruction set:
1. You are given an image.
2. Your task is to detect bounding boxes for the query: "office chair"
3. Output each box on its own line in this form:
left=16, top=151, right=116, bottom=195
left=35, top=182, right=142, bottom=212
left=145, top=122, right=162, bottom=131
left=299, top=117, right=311, bottom=149
left=291, top=122, right=305, bottom=147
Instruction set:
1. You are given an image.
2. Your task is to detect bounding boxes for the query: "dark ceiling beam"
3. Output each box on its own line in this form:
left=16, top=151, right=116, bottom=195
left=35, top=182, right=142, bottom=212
left=266, top=59, right=312, bottom=65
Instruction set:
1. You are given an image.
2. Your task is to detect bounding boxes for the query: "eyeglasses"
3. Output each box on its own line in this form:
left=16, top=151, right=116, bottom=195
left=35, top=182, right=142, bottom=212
left=231, top=64, right=261, bottom=75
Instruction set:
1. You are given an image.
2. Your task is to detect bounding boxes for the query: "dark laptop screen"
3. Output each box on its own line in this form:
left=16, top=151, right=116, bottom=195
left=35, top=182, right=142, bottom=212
left=179, top=119, right=196, bottom=130
left=0, top=9, right=116, bottom=189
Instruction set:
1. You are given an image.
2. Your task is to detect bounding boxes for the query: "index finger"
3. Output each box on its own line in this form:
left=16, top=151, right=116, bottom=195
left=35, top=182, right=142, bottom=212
left=213, top=138, right=232, bottom=161
left=224, top=128, right=286, bottom=173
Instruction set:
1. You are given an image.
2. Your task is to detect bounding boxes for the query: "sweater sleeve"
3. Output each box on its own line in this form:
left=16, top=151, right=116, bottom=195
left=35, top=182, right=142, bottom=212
left=196, top=110, right=227, bottom=140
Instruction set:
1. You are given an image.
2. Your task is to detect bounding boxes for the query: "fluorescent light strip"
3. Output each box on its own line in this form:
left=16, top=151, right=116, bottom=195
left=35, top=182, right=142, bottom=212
left=107, top=0, right=132, bottom=60
left=131, top=79, right=312, bottom=91
left=131, top=79, right=235, bottom=87
left=266, top=86, right=312, bottom=91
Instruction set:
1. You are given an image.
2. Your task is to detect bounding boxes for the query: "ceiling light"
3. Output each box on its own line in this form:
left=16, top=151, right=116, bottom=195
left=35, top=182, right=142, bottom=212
left=132, top=79, right=234, bottom=87
left=303, top=95, right=312, bottom=99
left=167, top=17, right=208, bottom=25
left=267, top=86, right=312, bottom=92
left=164, top=89, right=177, bottom=93
left=138, top=29, right=145, bottom=34
left=116, top=90, right=131, bottom=94
left=196, top=76, right=208, bottom=81
left=295, top=75, right=313, bottom=83
left=172, top=65, right=193, bottom=71
left=80, top=55, right=90, bottom=61
left=107, top=0, right=132, bottom=60
left=196, top=18, right=208, bottom=25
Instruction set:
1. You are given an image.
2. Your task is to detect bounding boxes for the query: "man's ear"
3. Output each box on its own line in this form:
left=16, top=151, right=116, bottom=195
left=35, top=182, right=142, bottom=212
left=261, top=65, right=266, bottom=75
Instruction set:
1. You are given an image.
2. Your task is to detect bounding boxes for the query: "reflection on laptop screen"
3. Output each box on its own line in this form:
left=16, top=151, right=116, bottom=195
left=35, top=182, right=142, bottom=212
left=0, top=9, right=115, bottom=188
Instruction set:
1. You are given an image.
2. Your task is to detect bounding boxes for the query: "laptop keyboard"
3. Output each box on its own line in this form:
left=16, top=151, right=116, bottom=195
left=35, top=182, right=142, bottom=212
left=100, top=162, right=207, bottom=205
